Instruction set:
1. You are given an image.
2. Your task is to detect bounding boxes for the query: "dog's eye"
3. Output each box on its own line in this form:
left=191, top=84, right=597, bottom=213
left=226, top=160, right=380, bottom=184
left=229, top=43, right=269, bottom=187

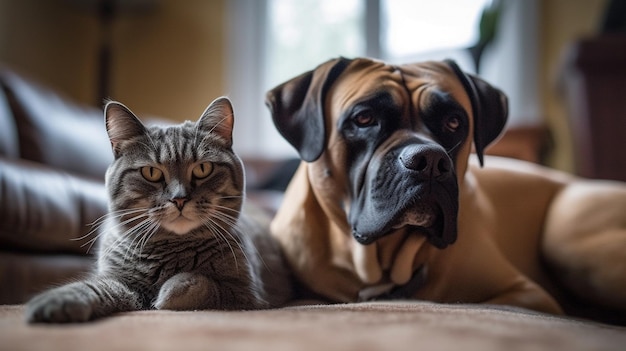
left=141, top=166, right=164, bottom=182
left=353, top=113, right=377, bottom=128
left=443, top=116, right=460, bottom=132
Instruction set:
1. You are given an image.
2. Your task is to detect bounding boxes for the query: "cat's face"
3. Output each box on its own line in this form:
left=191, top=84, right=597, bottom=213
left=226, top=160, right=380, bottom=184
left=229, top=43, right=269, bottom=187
left=104, top=97, right=244, bottom=238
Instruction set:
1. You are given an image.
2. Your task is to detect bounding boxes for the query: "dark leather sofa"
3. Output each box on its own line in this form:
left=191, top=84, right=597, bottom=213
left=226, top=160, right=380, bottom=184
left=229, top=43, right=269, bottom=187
left=0, top=67, right=112, bottom=304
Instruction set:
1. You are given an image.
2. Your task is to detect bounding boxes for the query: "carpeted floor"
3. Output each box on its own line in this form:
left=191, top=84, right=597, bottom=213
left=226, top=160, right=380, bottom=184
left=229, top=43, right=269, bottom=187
left=1, top=302, right=625, bottom=351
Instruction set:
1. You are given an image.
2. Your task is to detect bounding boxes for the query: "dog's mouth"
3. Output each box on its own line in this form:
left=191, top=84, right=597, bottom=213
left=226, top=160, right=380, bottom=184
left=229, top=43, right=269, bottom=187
left=349, top=142, right=460, bottom=249
left=398, top=201, right=457, bottom=249
left=352, top=196, right=457, bottom=249
left=391, top=201, right=438, bottom=230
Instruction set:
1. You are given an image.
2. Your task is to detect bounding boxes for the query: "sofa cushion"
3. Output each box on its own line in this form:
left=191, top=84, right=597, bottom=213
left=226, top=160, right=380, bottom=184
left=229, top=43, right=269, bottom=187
left=0, top=157, right=108, bottom=254
left=0, top=69, right=113, bottom=180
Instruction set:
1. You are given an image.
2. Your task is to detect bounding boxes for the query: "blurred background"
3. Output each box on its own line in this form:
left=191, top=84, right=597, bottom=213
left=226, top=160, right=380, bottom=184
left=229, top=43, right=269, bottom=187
left=0, top=0, right=624, bottom=179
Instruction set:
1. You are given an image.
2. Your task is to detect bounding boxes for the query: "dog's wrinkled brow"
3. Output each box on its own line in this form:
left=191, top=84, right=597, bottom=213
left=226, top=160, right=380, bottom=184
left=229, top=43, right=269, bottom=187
left=340, top=91, right=398, bottom=120
left=420, top=90, right=467, bottom=121
left=361, top=91, right=395, bottom=108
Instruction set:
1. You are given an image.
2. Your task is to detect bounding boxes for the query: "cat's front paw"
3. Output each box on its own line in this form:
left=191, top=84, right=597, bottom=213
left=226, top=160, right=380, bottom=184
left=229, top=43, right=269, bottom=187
left=155, top=272, right=216, bottom=310
left=25, top=285, right=94, bottom=323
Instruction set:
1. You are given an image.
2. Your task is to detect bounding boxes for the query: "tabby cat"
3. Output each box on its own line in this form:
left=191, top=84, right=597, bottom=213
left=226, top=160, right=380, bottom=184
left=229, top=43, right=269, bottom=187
left=25, top=97, right=292, bottom=323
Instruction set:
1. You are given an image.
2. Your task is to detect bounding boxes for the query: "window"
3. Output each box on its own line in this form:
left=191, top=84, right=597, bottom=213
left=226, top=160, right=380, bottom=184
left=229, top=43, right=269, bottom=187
left=227, top=0, right=539, bottom=159
left=266, top=0, right=365, bottom=88
left=382, top=0, right=490, bottom=60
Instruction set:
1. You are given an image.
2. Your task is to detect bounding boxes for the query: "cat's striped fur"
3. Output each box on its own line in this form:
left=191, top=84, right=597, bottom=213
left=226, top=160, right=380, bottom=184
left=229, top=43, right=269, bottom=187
left=25, top=97, right=292, bottom=323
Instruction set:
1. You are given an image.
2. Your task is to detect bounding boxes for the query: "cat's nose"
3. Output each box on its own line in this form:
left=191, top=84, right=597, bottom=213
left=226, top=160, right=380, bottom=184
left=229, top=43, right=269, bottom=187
left=170, top=198, right=188, bottom=210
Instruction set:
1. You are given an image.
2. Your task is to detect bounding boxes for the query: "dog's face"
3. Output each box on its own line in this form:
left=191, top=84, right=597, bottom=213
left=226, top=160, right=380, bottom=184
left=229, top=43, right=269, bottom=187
left=266, top=57, right=507, bottom=250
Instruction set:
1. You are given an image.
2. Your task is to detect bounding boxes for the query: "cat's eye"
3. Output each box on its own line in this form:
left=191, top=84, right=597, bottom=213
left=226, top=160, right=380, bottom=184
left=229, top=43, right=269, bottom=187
left=141, top=166, right=164, bottom=182
left=192, top=162, right=213, bottom=179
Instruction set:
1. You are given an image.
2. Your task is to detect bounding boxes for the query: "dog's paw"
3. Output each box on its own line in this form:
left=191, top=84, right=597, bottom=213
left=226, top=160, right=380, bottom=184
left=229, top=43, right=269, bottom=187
left=154, top=272, right=216, bottom=310
left=25, top=286, right=94, bottom=324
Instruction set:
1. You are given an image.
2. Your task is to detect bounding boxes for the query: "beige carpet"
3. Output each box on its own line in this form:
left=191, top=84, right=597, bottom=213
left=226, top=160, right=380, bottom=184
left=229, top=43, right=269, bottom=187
left=1, top=302, right=625, bottom=351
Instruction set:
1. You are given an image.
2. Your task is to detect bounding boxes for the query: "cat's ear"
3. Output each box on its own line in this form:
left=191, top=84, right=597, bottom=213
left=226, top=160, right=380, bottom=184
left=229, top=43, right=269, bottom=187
left=104, top=100, right=147, bottom=158
left=197, top=96, right=234, bottom=147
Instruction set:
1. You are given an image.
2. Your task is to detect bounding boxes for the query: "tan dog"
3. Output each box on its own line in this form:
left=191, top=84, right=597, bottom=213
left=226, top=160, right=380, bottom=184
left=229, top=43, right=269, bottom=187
left=265, top=57, right=626, bottom=323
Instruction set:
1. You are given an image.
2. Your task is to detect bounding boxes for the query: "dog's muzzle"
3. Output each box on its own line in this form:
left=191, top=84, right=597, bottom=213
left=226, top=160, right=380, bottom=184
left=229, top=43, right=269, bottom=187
left=349, top=142, right=459, bottom=249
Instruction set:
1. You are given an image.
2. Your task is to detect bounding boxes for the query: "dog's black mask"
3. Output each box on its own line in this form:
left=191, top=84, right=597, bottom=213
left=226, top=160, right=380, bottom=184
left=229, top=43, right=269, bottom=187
left=340, top=89, right=462, bottom=248
left=266, top=57, right=508, bottom=250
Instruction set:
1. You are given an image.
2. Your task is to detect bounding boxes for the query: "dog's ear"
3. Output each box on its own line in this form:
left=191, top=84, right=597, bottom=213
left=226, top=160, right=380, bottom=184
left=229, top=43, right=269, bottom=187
left=444, top=60, right=508, bottom=166
left=265, top=57, right=352, bottom=162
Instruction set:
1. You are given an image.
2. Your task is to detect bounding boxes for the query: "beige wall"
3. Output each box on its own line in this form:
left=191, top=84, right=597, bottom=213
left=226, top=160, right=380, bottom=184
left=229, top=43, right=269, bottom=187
left=539, top=0, right=608, bottom=171
left=0, top=0, right=225, bottom=122
left=0, top=0, right=99, bottom=104
left=113, top=0, right=225, bottom=120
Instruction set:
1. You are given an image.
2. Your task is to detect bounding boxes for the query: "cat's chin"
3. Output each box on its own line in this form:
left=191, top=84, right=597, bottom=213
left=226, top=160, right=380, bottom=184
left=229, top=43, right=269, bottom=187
left=161, top=218, right=201, bottom=236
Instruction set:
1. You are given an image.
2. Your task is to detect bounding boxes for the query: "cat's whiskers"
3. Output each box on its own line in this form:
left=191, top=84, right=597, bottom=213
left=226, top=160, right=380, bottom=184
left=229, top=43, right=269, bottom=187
left=123, top=218, right=155, bottom=262
left=215, top=199, right=274, bottom=273
left=225, top=225, right=257, bottom=273
left=97, top=209, right=155, bottom=262
left=77, top=208, right=150, bottom=254
left=204, top=207, right=259, bottom=273
left=137, top=220, right=161, bottom=258
left=200, top=219, right=228, bottom=260
left=217, top=195, right=244, bottom=200
left=210, top=203, right=258, bottom=263
left=77, top=207, right=148, bottom=242
left=127, top=205, right=174, bottom=259
left=99, top=219, right=147, bottom=262
left=201, top=215, right=240, bottom=271
left=210, top=205, right=241, bottom=225
left=199, top=205, right=254, bottom=273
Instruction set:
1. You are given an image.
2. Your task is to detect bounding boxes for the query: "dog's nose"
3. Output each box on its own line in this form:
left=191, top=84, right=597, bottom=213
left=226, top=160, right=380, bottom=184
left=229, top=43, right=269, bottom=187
left=399, top=145, right=453, bottom=179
